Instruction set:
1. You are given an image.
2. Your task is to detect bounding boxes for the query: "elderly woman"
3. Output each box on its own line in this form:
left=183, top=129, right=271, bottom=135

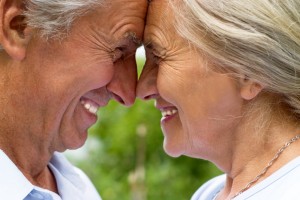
left=0, top=0, right=147, bottom=199
left=138, top=0, right=300, bottom=199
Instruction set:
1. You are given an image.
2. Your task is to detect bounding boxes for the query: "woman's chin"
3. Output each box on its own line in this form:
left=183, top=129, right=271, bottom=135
left=163, top=140, right=184, bottom=158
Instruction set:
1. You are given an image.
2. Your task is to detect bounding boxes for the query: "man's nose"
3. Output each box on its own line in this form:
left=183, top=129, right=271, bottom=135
left=106, top=55, right=137, bottom=106
left=136, top=60, right=159, bottom=100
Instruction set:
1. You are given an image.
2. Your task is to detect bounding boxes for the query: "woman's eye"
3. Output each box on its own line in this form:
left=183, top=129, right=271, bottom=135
left=152, top=52, right=162, bottom=64
left=145, top=48, right=163, bottom=65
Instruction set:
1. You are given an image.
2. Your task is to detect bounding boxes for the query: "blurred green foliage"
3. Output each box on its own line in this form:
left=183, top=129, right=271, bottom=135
left=66, top=57, right=222, bottom=200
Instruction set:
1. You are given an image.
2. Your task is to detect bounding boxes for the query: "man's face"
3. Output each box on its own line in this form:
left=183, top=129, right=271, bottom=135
left=4, top=0, right=147, bottom=153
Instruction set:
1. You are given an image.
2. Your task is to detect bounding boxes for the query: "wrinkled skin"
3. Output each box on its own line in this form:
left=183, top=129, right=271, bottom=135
left=137, top=0, right=243, bottom=159
left=138, top=1, right=300, bottom=199
left=0, top=0, right=147, bottom=192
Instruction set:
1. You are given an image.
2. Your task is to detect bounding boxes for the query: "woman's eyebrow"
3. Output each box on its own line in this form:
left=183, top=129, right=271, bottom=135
left=144, top=41, right=166, bottom=56
left=143, top=41, right=161, bottom=51
left=144, top=41, right=153, bottom=49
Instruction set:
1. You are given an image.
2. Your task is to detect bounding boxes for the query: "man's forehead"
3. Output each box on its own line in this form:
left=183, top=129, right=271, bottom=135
left=93, top=0, right=148, bottom=23
left=85, top=0, right=147, bottom=45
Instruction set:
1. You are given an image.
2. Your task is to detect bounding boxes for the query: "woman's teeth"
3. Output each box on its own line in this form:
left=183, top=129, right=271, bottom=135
left=162, top=109, right=178, bottom=117
left=81, top=101, right=98, bottom=115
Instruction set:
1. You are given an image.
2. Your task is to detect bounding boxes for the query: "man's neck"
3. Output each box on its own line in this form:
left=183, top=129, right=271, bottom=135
left=0, top=139, right=58, bottom=193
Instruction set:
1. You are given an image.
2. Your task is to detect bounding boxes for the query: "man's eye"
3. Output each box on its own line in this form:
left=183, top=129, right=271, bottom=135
left=112, top=47, right=125, bottom=62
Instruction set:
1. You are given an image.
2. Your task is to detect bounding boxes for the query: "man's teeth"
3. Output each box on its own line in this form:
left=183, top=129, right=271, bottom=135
left=81, top=101, right=98, bottom=115
left=162, top=109, right=178, bottom=117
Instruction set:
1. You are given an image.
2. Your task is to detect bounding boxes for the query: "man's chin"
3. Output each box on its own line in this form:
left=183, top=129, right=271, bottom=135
left=57, top=130, right=89, bottom=152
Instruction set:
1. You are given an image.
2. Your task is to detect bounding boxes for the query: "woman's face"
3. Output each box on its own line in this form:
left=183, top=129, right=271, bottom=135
left=138, top=0, right=244, bottom=159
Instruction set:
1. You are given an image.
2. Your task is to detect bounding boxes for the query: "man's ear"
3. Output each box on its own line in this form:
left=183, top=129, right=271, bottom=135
left=0, top=0, right=31, bottom=61
left=239, top=76, right=264, bottom=100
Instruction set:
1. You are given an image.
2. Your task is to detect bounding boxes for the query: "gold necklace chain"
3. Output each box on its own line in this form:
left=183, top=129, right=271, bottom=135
left=229, top=134, right=300, bottom=199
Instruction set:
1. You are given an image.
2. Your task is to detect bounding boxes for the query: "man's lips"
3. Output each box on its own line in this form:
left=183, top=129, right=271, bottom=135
left=80, top=97, right=100, bottom=116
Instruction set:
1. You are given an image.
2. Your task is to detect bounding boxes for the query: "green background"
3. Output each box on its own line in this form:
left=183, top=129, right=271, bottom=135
left=65, top=56, right=222, bottom=200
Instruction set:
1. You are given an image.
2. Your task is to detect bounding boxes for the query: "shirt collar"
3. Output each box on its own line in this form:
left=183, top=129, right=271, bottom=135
left=48, top=152, right=86, bottom=199
left=0, top=150, right=86, bottom=200
left=49, top=152, right=85, bottom=189
left=0, top=150, right=34, bottom=199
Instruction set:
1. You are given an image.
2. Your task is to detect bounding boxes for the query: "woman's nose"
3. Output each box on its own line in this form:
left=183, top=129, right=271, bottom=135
left=136, top=60, right=159, bottom=100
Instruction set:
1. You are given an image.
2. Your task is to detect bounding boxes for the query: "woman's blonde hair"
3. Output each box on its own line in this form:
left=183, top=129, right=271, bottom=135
left=170, top=0, right=300, bottom=115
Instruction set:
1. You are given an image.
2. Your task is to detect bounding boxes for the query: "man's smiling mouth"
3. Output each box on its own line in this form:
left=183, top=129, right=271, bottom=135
left=80, top=98, right=100, bottom=116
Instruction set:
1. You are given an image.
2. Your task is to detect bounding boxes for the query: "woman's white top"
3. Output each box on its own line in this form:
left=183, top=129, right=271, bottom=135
left=192, top=157, right=300, bottom=200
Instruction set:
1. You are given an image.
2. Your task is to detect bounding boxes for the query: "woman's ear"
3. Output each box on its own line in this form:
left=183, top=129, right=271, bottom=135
left=239, top=76, right=264, bottom=100
left=0, top=0, right=31, bottom=61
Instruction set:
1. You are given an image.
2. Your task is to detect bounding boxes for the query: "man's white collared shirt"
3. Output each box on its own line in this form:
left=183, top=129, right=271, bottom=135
left=0, top=150, right=102, bottom=200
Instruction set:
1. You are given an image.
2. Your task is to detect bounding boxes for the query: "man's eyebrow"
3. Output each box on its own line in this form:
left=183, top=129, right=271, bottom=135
left=127, top=32, right=142, bottom=47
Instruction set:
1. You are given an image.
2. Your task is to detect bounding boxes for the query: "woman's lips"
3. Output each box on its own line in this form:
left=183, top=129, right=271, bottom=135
left=160, top=107, right=178, bottom=122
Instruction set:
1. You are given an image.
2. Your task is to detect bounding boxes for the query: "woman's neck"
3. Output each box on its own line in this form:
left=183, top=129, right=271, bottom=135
left=218, top=95, right=300, bottom=199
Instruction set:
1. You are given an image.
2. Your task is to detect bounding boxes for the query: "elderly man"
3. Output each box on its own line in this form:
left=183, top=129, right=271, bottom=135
left=0, top=0, right=147, bottom=199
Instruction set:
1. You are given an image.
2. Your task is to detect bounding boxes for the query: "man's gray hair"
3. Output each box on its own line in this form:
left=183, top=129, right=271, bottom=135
left=24, top=0, right=103, bottom=39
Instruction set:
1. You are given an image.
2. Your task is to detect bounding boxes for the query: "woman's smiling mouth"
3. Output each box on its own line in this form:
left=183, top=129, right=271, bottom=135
left=160, top=107, right=178, bottom=121
left=161, top=108, right=178, bottom=118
